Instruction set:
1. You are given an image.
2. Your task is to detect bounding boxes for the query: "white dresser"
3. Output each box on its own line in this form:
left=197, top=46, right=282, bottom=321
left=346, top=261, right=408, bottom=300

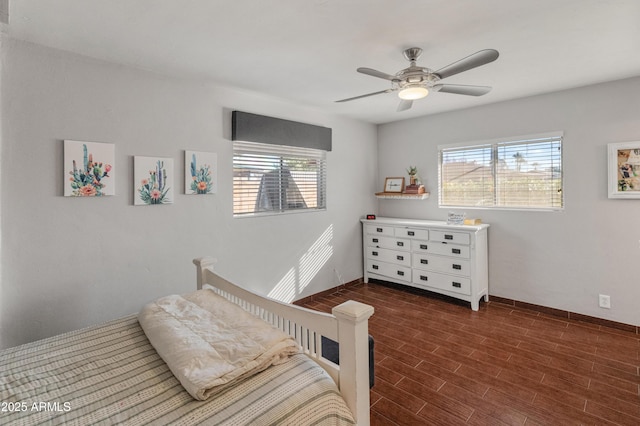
left=361, top=217, right=489, bottom=311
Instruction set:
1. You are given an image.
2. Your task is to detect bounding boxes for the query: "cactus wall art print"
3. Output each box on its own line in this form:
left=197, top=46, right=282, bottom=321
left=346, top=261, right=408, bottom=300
left=134, top=156, right=174, bottom=205
left=185, top=150, right=217, bottom=195
left=64, top=140, right=115, bottom=197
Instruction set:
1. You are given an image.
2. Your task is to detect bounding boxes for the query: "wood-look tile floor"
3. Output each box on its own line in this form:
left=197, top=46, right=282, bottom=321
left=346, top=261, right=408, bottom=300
left=299, top=282, right=640, bottom=425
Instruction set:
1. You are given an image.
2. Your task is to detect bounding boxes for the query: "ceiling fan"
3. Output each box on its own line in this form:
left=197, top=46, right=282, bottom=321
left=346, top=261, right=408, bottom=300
left=336, top=47, right=499, bottom=112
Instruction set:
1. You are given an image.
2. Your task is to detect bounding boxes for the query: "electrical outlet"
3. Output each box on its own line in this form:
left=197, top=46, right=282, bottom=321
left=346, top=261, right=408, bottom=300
left=598, top=294, right=611, bottom=309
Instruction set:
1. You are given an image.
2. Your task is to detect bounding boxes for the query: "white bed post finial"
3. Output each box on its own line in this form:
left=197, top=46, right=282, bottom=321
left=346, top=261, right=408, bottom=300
left=193, top=257, right=217, bottom=289
left=332, top=300, right=374, bottom=426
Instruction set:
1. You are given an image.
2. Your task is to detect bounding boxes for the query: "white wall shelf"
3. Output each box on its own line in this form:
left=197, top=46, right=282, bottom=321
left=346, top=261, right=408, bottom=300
left=375, top=192, right=429, bottom=200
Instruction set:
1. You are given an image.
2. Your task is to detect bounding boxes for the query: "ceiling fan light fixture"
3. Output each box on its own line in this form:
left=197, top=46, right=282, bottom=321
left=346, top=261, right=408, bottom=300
left=335, top=47, right=499, bottom=111
left=398, top=85, right=429, bottom=100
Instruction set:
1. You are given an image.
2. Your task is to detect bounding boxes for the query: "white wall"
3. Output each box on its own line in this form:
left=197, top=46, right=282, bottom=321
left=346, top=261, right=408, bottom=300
left=0, top=38, right=378, bottom=349
left=378, top=77, right=640, bottom=327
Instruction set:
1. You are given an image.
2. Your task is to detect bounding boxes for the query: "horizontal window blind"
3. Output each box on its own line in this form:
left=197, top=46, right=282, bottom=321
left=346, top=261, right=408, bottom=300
left=440, top=144, right=493, bottom=207
left=233, top=141, right=326, bottom=216
left=439, top=133, right=563, bottom=210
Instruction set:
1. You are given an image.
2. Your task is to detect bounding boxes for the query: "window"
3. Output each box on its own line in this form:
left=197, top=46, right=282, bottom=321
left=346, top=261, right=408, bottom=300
left=439, top=132, right=563, bottom=210
left=233, top=141, right=327, bottom=216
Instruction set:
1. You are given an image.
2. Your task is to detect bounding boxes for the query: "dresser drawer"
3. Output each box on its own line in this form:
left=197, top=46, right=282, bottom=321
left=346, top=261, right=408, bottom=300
left=412, top=254, right=471, bottom=276
left=412, top=271, right=471, bottom=295
left=395, top=227, right=429, bottom=240
left=365, top=235, right=411, bottom=251
left=367, top=261, right=411, bottom=282
left=364, top=224, right=395, bottom=237
left=411, top=240, right=430, bottom=253
left=366, top=247, right=411, bottom=266
left=430, top=230, right=470, bottom=245
left=411, top=240, right=470, bottom=258
left=426, top=242, right=470, bottom=259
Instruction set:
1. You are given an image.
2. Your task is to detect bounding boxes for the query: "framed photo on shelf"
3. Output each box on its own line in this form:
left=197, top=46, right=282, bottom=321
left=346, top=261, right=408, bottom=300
left=608, top=141, right=640, bottom=199
left=384, top=177, right=405, bottom=193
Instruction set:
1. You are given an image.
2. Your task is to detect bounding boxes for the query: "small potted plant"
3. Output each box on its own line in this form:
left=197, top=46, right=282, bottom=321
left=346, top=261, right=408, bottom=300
left=406, top=166, right=419, bottom=186
left=404, top=166, right=425, bottom=194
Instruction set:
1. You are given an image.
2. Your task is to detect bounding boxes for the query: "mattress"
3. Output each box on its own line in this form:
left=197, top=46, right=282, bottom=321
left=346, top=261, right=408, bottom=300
left=0, top=315, right=355, bottom=425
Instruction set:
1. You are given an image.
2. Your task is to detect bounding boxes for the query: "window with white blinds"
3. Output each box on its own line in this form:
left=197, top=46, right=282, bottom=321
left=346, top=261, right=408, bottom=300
left=439, top=133, right=563, bottom=210
left=233, top=141, right=327, bottom=216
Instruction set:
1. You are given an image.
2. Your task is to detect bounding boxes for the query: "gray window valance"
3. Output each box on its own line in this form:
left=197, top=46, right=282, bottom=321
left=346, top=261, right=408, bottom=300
left=232, top=111, right=332, bottom=152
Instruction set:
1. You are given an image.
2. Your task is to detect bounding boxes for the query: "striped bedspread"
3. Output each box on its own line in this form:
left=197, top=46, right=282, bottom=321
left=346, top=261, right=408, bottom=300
left=0, top=315, right=355, bottom=425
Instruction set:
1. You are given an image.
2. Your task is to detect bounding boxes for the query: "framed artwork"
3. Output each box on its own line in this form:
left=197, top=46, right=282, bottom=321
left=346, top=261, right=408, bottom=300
left=384, top=177, right=405, bottom=193
left=134, top=156, right=174, bottom=205
left=185, top=151, right=217, bottom=194
left=64, top=140, right=114, bottom=196
left=608, top=142, right=640, bottom=199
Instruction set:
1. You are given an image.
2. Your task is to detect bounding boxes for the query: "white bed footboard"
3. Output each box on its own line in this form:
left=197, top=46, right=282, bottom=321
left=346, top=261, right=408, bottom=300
left=193, top=257, right=374, bottom=425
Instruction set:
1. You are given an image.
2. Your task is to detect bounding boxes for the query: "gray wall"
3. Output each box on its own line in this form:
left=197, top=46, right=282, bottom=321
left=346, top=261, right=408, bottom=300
left=0, top=38, right=378, bottom=349
left=378, top=77, right=640, bottom=327
left=3, top=35, right=639, bottom=350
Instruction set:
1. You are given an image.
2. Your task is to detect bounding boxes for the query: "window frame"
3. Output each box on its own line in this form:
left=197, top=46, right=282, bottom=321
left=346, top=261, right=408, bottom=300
left=233, top=140, right=327, bottom=218
left=438, top=132, right=564, bottom=211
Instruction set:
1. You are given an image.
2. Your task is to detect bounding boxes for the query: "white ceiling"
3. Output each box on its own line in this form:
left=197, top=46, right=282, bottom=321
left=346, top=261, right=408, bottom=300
left=6, top=0, right=640, bottom=124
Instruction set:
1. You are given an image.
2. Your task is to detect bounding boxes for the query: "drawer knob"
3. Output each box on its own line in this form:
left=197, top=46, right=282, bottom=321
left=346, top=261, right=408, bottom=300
left=420, top=275, right=428, bottom=281
left=373, top=238, right=379, bottom=243
left=452, top=248, right=461, bottom=254
left=408, top=231, right=415, bottom=236
left=372, top=251, right=378, bottom=256
left=397, top=271, right=405, bottom=276
left=420, top=244, right=428, bottom=250
left=445, top=234, right=453, bottom=240
left=420, top=259, right=428, bottom=264
left=452, top=282, right=461, bottom=288
left=372, top=265, right=378, bottom=270
left=397, top=255, right=404, bottom=261
left=452, top=264, right=462, bottom=270
left=376, top=228, right=383, bottom=233
left=397, top=241, right=404, bottom=247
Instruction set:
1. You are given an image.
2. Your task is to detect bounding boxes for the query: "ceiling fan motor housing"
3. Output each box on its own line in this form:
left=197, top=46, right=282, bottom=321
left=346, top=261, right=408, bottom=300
left=395, top=68, right=439, bottom=90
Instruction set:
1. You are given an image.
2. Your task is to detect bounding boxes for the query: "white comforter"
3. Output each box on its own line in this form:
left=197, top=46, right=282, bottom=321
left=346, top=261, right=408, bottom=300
left=138, top=288, right=300, bottom=400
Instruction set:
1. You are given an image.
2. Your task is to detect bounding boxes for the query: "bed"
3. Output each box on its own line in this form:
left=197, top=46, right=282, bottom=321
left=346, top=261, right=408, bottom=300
left=0, top=257, right=374, bottom=425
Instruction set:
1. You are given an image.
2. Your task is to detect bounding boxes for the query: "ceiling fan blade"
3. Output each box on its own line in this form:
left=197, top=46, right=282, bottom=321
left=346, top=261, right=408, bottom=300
left=335, top=89, right=394, bottom=103
left=434, top=49, right=499, bottom=80
left=397, top=99, right=413, bottom=112
left=357, top=67, right=398, bottom=81
left=432, top=84, right=492, bottom=96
